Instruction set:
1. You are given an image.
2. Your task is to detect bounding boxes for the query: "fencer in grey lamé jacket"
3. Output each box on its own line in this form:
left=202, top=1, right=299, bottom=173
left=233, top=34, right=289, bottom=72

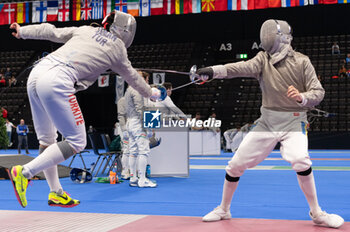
left=19, top=23, right=152, bottom=98
left=211, top=51, right=325, bottom=112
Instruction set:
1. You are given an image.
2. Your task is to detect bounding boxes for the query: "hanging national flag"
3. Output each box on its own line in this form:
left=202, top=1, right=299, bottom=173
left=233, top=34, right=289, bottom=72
left=58, top=0, right=69, bottom=21
left=163, top=0, right=175, bottom=15
left=321, top=0, right=338, bottom=3
left=17, top=2, right=30, bottom=24
left=151, top=0, right=163, bottom=15
left=104, top=0, right=111, bottom=16
left=308, top=0, right=320, bottom=4
left=98, top=74, right=110, bottom=87
left=254, top=0, right=268, bottom=9
left=202, top=0, right=227, bottom=12
left=47, top=1, right=58, bottom=21
left=0, top=3, right=16, bottom=25
left=33, top=1, right=48, bottom=23
left=298, top=0, right=309, bottom=5
left=174, top=0, right=192, bottom=14
left=228, top=0, right=254, bottom=10
left=72, top=0, right=81, bottom=21
left=114, top=0, right=128, bottom=13
left=192, top=0, right=201, bottom=13
left=127, top=0, right=139, bottom=16
left=90, top=0, right=103, bottom=19
left=268, top=0, right=281, bottom=8
left=140, top=0, right=150, bottom=16
left=80, top=0, right=91, bottom=20
left=281, top=0, right=300, bottom=7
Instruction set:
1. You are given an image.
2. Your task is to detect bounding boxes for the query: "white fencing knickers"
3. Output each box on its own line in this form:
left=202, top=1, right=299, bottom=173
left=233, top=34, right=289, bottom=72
left=27, top=56, right=86, bottom=153
left=127, top=118, right=150, bottom=156
left=226, top=107, right=312, bottom=177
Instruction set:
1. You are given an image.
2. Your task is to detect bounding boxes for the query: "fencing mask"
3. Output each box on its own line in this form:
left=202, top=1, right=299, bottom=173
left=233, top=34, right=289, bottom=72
left=102, top=10, right=136, bottom=48
left=260, top=19, right=293, bottom=55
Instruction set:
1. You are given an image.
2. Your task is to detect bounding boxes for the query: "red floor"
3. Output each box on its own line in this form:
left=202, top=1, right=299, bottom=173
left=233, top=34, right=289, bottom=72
left=113, top=215, right=350, bottom=232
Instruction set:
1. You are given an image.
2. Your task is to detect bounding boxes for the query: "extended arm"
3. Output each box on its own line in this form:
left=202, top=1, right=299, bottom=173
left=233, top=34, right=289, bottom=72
left=196, top=52, right=265, bottom=80
left=11, top=22, right=77, bottom=43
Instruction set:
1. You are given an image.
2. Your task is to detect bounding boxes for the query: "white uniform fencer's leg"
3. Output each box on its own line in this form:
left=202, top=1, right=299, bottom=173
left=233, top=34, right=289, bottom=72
left=203, top=121, right=278, bottom=222
left=128, top=119, right=138, bottom=180
left=136, top=133, right=150, bottom=182
left=26, top=64, right=63, bottom=193
left=22, top=61, right=85, bottom=178
left=280, top=129, right=321, bottom=216
left=222, top=122, right=278, bottom=210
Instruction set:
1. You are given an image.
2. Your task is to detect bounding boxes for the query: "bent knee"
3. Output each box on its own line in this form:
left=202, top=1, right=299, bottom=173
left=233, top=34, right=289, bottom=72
left=291, top=157, right=312, bottom=172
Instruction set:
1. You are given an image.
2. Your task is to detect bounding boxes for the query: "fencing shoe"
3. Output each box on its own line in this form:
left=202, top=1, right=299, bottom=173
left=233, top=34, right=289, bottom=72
left=202, top=206, right=231, bottom=222
left=310, top=211, right=344, bottom=228
left=48, top=191, right=80, bottom=208
left=129, top=177, right=138, bottom=187
left=8, top=165, right=30, bottom=208
left=121, top=170, right=130, bottom=180
left=137, top=178, right=157, bottom=188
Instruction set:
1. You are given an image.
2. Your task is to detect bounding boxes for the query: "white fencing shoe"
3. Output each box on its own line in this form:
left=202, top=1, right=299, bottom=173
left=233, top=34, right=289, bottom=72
left=129, top=177, right=138, bottom=187
left=310, top=211, right=344, bottom=228
left=202, top=206, right=231, bottom=222
left=138, top=178, right=157, bottom=188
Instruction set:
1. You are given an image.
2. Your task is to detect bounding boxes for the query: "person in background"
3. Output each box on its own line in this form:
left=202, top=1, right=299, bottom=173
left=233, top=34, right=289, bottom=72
left=331, top=42, right=340, bottom=55
left=1, top=107, right=8, bottom=119
left=339, top=65, right=347, bottom=78
left=5, top=119, right=16, bottom=147
left=153, top=82, right=187, bottom=120
left=191, top=112, right=204, bottom=131
left=207, top=112, right=220, bottom=133
left=17, top=119, right=29, bottom=154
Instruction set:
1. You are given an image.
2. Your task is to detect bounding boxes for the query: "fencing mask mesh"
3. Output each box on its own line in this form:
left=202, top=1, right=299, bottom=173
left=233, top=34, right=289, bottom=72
left=260, top=19, right=292, bottom=54
left=103, top=11, right=136, bottom=48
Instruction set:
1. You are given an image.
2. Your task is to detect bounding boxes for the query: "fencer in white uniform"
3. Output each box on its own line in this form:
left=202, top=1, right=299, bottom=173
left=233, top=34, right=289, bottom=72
left=117, top=96, right=131, bottom=180
left=224, top=123, right=254, bottom=152
left=125, top=71, right=157, bottom=188
left=196, top=20, right=344, bottom=228
left=8, top=11, right=162, bottom=207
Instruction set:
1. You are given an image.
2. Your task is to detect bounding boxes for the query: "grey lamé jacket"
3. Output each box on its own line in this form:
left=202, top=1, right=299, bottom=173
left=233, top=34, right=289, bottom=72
left=19, top=23, right=152, bottom=98
left=212, top=51, right=324, bottom=112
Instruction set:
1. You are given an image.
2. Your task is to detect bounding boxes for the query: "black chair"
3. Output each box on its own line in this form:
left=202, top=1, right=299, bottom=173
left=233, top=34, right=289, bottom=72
left=68, top=150, right=89, bottom=170
left=88, top=133, right=114, bottom=177
left=100, top=134, right=122, bottom=174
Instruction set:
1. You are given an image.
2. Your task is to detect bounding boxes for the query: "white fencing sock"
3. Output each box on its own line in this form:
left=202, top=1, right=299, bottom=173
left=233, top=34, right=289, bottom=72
left=297, top=169, right=322, bottom=216
left=220, top=174, right=240, bottom=212
left=121, top=154, right=129, bottom=171
left=39, top=146, right=63, bottom=194
left=129, top=155, right=137, bottom=179
left=22, top=141, right=74, bottom=180
left=137, top=154, right=148, bottom=182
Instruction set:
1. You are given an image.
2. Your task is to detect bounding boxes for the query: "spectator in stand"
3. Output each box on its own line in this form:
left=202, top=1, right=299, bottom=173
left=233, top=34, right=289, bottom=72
left=8, top=75, right=17, bottom=87
left=1, top=107, right=7, bottom=119
left=4, top=67, right=12, bottom=78
left=207, top=112, right=220, bottom=133
left=5, top=119, right=16, bottom=147
left=332, top=42, right=340, bottom=55
left=191, top=112, right=204, bottom=131
left=339, top=65, right=347, bottom=78
left=0, top=74, right=6, bottom=87
left=346, top=54, right=350, bottom=64
left=17, top=119, right=29, bottom=154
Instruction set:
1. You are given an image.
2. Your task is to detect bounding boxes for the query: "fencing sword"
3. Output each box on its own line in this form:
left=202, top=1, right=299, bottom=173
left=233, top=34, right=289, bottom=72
left=136, top=65, right=207, bottom=90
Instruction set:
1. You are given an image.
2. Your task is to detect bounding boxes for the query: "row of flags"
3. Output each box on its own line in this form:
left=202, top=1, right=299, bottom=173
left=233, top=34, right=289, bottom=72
left=0, top=0, right=348, bottom=25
